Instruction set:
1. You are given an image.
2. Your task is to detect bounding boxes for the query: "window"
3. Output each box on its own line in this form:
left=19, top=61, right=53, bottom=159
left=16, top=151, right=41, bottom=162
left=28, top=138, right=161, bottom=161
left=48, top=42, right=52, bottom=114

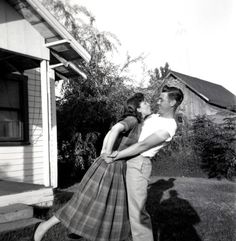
left=0, top=74, right=29, bottom=145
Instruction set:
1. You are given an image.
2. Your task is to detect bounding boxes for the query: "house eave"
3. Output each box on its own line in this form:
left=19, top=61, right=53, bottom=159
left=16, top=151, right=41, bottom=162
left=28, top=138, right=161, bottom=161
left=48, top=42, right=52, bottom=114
left=6, top=0, right=91, bottom=79
left=24, top=0, right=90, bottom=63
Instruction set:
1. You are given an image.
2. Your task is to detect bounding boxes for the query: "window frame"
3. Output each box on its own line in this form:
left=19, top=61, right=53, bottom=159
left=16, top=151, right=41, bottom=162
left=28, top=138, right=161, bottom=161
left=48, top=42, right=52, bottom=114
left=0, top=74, right=29, bottom=146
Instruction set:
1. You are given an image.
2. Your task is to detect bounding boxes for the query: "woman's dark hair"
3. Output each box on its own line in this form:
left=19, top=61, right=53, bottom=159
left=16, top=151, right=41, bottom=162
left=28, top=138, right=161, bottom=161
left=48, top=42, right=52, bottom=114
left=120, top=92, right=144, bottom=122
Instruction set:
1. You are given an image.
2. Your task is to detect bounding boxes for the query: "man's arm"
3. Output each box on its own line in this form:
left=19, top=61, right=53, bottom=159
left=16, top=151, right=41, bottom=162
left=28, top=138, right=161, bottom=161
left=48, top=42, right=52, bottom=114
left=110, top=129, right=171, bottom=161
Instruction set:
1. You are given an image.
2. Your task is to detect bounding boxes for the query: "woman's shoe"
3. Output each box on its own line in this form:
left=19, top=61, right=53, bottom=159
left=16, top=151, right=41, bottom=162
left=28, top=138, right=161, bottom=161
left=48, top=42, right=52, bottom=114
left=67, top=233, right=83, bottom=239
left=30, top=222, right=41, bottom=241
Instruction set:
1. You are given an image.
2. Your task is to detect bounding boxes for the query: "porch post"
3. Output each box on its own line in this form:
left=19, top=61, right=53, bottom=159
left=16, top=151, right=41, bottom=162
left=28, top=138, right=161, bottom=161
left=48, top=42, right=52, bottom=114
left=49, top=69, right=58, bottom=187
left=40, top=60, right=51, bottom=187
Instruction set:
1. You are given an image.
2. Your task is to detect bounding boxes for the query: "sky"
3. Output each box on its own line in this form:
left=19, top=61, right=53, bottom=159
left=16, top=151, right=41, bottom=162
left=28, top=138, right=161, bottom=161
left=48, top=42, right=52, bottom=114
left=71, top=0, right=236, bottom=95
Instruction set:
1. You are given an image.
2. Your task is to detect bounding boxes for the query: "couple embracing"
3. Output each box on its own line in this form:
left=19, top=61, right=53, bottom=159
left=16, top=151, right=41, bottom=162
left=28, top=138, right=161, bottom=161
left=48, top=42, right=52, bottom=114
left=33, top=85, right=184, bottom=241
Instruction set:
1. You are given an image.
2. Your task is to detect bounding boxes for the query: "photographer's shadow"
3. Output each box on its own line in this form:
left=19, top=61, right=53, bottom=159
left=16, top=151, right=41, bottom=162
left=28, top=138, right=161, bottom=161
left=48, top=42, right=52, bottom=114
left=155, top=190, right=202, bottom=241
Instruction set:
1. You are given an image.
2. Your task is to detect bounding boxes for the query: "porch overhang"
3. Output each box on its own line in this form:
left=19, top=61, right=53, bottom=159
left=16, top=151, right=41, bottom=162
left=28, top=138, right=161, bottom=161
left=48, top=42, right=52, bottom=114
left=6, top=0, right=91, bottom=79
left=0, top=49, right=40, bottom=73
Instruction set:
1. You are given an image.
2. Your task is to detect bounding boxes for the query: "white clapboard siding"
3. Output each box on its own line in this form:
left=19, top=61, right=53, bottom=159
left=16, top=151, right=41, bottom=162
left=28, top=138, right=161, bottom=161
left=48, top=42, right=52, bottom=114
left=29, top=120, right=42, bottom=127
left=28, top=90, right=41, bottom=97
left=0, top=168, right=44, bottom=178
left=0, top=162, right=44, bottom=172
left=29, top=106, right=41, bottom=112
left=28, top=96, right=41, bottom=103
left=29, top=130, right=43, bottom=139
left=0, top=175, right=45, bottom=186
left=0, top=146, right=43, bottom=153
left=28, top=101, right=41, bottom=108
left=0, top=69, right=45, bottom=185
left=0, top=152, right=44, bottom=160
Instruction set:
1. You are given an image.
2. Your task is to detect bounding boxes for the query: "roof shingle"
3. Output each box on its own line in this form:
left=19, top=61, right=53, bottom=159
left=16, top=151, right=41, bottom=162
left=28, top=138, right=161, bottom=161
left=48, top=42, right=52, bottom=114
left=169, top=71, right=236, bottom=110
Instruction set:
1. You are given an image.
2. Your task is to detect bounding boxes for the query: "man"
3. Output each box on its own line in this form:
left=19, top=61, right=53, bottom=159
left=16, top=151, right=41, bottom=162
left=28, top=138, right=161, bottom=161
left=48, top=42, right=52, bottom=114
left=105, top=85, right=184, bottom=241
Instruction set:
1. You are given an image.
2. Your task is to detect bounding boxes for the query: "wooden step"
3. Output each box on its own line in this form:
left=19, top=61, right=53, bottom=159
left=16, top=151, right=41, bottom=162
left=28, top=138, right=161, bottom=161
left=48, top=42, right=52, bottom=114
left=0, top=187, right=54, bottom=207
left=0, top=217, right=41, bottom=233
left=0, top=203, right=33, bottom=224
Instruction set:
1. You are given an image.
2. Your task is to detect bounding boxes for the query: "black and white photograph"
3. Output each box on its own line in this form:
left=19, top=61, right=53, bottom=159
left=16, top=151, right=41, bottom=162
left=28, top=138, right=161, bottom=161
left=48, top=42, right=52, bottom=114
left=0, top=0, right=235, bottom=240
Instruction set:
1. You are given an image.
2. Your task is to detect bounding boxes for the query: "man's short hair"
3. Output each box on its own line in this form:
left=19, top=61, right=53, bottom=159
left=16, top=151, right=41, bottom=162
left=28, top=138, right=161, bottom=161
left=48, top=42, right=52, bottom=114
left=162, top=85, right=184, bottom=109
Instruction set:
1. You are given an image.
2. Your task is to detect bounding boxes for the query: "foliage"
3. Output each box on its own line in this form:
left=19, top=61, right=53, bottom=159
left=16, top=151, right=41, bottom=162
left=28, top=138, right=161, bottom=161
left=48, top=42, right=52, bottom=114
left=152, top=122, right=204, bottom=178
left=41, top=0, right=236, bottom=183
left=152, top=115, right=236, bottom=181
left=40, top=0, right=147, bottom=186
left=147, top=62, right=171, bottom=112
left=191, top=115, right=236, bottom=180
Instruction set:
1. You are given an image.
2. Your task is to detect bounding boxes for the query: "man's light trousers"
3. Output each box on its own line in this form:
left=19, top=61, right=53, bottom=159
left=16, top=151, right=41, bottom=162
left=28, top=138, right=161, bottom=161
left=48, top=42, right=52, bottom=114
left=126, top=155, right=154, bottom=241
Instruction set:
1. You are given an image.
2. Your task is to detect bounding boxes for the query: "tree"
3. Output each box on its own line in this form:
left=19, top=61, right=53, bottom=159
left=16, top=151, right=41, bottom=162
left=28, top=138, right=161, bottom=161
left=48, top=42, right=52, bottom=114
left=147, top=62, right=171, bottom=112
left=40, top=0, right=145, bottom=186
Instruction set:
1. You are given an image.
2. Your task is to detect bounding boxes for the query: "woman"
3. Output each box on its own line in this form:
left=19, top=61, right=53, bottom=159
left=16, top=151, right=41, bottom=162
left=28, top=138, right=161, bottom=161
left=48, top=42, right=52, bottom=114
left=33, top=93, right=147, bottom=241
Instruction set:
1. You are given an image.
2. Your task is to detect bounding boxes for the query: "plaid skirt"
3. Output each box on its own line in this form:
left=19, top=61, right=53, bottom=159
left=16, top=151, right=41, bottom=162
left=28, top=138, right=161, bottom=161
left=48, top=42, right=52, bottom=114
left=55, top=156, right=130, bottom=241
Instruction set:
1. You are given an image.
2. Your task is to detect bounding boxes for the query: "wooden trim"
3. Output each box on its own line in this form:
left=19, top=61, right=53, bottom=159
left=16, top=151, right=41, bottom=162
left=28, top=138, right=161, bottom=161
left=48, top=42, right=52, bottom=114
left=49, top=69, right=58, bottom=188
left=0, top=187, right=53, bottom=207
left=22, top=75, right=29, bottom=142
left=0, top=141, right=30, bottom=146
left=45, top=39, right=70, bottom=48
left=25, top=0, right=91, bottom=63
left=0, top=73, right=29, bottom=144
left=51, top=51, right=87, bottom=79
left=40, top=60, right=50, bottom=187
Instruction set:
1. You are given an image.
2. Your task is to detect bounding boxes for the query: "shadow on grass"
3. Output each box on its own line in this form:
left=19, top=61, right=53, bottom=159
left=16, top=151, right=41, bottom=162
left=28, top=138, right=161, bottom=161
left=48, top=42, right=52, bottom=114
left=147, top=179, right=202, bottom=241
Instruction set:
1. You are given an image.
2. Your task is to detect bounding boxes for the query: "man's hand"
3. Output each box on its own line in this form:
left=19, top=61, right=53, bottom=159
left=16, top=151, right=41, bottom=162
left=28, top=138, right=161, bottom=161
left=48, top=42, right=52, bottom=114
left=104, top=151, right=119, bottom=164
left=100, top=153, right=113, bottom=163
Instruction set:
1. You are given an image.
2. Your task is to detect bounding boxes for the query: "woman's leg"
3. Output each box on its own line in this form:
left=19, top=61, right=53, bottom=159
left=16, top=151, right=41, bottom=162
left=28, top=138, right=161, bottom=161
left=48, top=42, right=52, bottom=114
left=34, top=215, right=60, bottom=241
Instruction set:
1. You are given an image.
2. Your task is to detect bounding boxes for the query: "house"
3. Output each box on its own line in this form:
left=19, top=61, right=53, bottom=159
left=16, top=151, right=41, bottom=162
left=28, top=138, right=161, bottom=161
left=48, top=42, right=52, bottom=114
left=164, top=71, right=236, bottom=123
left=0, top=0, right=90, bottom=207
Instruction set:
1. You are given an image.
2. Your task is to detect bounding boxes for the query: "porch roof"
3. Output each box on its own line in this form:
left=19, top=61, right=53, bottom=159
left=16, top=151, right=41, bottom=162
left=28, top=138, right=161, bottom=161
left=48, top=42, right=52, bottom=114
left=6, top=0, right=91, bottom=80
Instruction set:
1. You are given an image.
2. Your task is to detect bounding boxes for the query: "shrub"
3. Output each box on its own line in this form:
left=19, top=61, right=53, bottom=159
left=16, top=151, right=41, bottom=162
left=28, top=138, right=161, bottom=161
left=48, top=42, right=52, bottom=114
left=58, top=132, right=99, bottom=187
left=152, top=123, right=205, bottom=178
left=191, top=115, right=236, bottom=180
left=152, top=115, right=236, bottom=180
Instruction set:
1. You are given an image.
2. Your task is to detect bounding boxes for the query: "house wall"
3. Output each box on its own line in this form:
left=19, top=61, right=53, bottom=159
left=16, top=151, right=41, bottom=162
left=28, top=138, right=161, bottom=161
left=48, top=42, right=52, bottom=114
left=0, top=0, right=49, bottom=60
left=165, top=76, right=222, bottom=120
left=0, top=68, right=58, bottom=186
left=0, top=69, right=44, bottom=184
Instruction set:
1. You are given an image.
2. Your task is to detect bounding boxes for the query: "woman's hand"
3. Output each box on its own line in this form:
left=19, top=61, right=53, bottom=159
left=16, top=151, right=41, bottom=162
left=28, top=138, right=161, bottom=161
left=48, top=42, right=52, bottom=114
left=104, top=157, right=114, bottom=164
left=100, top=153, right=113, bottom=164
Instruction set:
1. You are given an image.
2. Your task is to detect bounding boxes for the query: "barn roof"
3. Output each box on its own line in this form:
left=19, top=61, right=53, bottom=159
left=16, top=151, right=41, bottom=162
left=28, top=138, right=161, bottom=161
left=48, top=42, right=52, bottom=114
left=167, top=71, right=236, bottom=111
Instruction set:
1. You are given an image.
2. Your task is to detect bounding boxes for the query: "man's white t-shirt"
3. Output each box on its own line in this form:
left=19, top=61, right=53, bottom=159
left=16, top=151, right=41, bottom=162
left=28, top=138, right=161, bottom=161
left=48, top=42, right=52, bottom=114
left=138, top=113, right=177, bottom=158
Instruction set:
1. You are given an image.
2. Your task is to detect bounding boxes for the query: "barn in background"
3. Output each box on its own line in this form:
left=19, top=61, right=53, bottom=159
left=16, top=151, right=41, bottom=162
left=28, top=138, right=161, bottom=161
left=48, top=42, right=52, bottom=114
left=164, top=71, right=236, bottom=124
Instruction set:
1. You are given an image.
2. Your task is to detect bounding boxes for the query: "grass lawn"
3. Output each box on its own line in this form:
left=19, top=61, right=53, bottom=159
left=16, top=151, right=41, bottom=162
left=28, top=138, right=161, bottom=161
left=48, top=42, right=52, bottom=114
left=0, top=176, right=235, bottom=241
left=147, top=176, right=236, bottom=241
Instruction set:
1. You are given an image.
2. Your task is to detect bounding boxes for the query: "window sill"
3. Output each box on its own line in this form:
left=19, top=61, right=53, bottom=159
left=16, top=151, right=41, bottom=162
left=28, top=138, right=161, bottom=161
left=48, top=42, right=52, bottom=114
left=0, top=141, right=31, bottom=146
